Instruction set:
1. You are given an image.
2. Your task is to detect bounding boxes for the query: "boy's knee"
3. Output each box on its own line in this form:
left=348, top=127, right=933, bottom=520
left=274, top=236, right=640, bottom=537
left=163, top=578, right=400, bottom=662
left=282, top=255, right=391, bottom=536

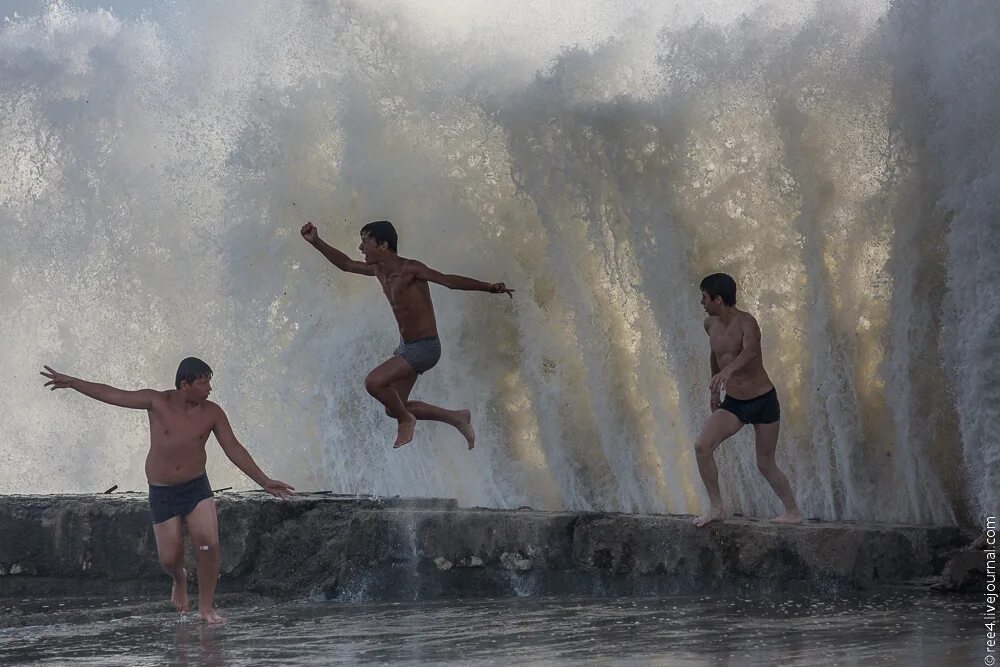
left=192, top=538, right=219, bottom=553
left=158, top=550, right=183, bottom=571
left=694, top=438, right=717, bottom=458
left=364, top=374, right=382, bottom=396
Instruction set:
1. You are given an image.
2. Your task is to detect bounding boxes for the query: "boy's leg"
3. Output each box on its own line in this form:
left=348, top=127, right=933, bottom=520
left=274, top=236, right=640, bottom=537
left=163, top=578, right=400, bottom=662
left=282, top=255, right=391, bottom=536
left=692, top=408, right=744, bottom=526
left=405, top=401, right=475, bottom=450
left=386, top=374, right=418, bottom=411
left=153, top=517, right=189, bottom=612
left=365, top=357, right=419, bottom=448
left=388, top=376, right=476, bottom=450
left=753, top=421, right=803, bottom=523
left=183, top=498, right=224, bottom=624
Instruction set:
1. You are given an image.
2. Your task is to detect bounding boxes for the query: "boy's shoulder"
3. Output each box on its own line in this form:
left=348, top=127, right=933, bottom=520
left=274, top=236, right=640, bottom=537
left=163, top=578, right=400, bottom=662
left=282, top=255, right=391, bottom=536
left=203, top=399, right=225, bottom=419
left=737, top=309, right=761, bottom=328
left=145, top=388, right=171, bottom=403
left=400, top=257, right=426, bottom=273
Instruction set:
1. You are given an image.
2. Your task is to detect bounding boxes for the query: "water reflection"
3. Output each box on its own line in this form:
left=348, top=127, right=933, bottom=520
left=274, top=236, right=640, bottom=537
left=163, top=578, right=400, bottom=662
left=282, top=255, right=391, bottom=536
left=0, top=590, right=978, bottom=666
left=169, top=622, right=224, bottom=667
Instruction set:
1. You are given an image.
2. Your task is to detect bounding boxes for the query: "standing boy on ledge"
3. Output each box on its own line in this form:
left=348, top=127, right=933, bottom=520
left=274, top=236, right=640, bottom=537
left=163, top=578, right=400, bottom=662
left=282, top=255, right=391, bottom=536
left=41, top=357, right=294, bottom=623
left=693, top=273, right=802, bottom=527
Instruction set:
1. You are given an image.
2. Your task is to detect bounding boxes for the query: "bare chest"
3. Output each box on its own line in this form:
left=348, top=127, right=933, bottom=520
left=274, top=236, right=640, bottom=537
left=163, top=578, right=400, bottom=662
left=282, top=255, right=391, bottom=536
left=378, top=272, right=423, bottom=308
left=708, top=323, right=743, bottom=357
left=149, top=408, right=214, bottom=444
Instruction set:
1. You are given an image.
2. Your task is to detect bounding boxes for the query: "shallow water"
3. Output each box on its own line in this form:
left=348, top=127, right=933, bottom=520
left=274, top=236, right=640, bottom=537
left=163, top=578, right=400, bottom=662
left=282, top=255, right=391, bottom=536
left=0, top=590, right=979, bottom=666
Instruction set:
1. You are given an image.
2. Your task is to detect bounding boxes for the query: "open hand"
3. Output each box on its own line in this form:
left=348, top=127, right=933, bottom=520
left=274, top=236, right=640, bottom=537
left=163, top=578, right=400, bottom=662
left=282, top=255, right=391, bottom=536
left=300, top=222, right=318, bottom=243
left=40, top=365, right=75, bottom=391
left=490, top=282, right=514, bottom=298
left=262, top=478, right=295, bottom=498
left=709, top=368, right=732, bottom=394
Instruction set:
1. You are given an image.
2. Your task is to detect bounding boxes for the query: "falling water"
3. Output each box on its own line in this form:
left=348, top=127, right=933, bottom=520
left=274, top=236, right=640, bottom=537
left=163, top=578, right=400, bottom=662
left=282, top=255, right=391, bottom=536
left=1, top=0, right=996, bottom=525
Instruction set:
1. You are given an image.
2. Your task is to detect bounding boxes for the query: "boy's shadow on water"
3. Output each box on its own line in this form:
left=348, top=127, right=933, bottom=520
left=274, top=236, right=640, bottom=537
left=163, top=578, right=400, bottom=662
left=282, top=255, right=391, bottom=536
left=169, top=619, right=225, bottom=667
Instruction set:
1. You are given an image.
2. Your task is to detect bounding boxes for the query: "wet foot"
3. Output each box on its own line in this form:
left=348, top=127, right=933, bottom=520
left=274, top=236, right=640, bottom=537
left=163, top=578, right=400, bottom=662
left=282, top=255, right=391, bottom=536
left=693, top=506, right=724, bottom=527
left=171, top=568, right=189, bottom=613
left=455, top=409, right=476, bottom=450
left=771, top=510, right=803, bottom=525
left=392, top=414, right=417, bottom=449
left=198, top=607, right=226, bottom=625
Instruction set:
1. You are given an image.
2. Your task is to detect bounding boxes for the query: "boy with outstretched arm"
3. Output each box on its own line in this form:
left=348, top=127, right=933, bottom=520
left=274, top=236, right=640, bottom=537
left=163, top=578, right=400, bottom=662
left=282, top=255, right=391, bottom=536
left=300, top=219, right=512, bottom=450
left=41, top=357, right=294, bottom=623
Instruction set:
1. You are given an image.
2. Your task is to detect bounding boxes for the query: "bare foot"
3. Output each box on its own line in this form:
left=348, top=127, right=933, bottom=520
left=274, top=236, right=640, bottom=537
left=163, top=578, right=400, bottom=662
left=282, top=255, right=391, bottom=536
left=693, top=506, right=724, bottom=527
left=198, top=608, right=226, bottom=624
left=455, top=409, right=476, bottom=450
left=171, top=568, right=189, bottom=613
left=392, top=414, right=417, bottom=449
left=771, top=510, right=803, bottom=525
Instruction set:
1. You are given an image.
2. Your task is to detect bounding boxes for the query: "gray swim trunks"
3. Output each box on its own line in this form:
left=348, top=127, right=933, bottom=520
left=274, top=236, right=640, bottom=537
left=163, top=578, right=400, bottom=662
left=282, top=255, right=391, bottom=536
left=393, top=336, right=442, bottom=375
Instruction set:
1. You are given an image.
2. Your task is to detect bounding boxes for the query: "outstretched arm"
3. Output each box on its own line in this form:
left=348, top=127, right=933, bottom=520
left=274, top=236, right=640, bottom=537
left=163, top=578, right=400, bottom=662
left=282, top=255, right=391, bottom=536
left=409, top=262, right=514, bottom=298
left=300, top=222, right=374, bottom=276
left=709, top=317, right=763, bottom=393
left=212, top=407, right=294, bottom=498
left=41, top=366, right=156, bottom=409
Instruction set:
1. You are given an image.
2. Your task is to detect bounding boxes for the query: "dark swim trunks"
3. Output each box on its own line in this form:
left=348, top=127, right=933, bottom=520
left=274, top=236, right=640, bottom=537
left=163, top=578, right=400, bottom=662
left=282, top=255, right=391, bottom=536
left=148, top=472, right=214, bottom=524
left=720, top=387, right=781, bottom=425
left=393, top=336, right=442, bottom=375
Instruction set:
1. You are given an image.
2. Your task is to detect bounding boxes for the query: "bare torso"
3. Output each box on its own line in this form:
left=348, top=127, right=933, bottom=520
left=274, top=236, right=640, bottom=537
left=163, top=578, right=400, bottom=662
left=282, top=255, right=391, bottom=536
left=706, top=310, right=774, bottom=400
left=376, top=258, right=439, bottom=342
left=144, top=391, right=219, bottom=485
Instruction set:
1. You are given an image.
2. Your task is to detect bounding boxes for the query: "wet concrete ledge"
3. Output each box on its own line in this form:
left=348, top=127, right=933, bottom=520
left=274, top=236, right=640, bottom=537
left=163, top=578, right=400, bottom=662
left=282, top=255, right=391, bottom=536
left=0, top=493, right=976, bottom=602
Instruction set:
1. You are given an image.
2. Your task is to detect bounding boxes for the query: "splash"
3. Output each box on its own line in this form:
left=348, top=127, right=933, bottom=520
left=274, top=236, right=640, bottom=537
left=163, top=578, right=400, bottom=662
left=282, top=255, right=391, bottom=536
left=1, top=0, right=996, bottom=524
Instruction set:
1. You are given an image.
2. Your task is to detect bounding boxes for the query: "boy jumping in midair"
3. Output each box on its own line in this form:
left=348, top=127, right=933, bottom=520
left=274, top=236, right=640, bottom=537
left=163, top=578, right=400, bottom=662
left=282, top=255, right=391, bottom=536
left=300, top=220, right=513, bottom=449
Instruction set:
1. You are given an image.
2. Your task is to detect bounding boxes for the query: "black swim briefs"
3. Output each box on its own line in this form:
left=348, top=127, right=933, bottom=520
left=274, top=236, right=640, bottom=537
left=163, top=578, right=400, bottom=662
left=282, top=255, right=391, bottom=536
left=148, top=472, right=214, bottom=524
left=719, top=387, right=781, bottom=425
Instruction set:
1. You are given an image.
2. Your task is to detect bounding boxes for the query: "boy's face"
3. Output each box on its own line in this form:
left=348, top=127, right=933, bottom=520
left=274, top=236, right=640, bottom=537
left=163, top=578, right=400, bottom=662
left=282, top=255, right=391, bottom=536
left=700, top=291, right=723, bottom=316
left=180, top=375, right=212, bottom=402
left=359, top=232, right=388, bottom=264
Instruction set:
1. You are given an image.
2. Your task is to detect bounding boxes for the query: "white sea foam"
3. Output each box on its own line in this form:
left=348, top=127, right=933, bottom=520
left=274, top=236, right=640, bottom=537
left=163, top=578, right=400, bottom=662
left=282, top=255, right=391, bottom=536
left=1, top=0, right=995, bottom=523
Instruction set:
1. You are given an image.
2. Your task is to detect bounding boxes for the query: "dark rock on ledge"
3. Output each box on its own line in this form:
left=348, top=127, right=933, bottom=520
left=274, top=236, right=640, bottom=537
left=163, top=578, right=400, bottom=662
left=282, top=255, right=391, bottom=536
left=934, top=532, right=990, bottom=592
left=0, top=493, right=975, bottom=602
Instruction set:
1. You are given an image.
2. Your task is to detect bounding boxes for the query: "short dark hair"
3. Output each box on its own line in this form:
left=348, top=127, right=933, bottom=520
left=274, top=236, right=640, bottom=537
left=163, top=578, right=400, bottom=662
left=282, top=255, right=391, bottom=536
left=360, top=220, right=398, bottom=252
left=700, top=273, right=737, bottom=306
left=175, top=357, right=213, bottom=388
